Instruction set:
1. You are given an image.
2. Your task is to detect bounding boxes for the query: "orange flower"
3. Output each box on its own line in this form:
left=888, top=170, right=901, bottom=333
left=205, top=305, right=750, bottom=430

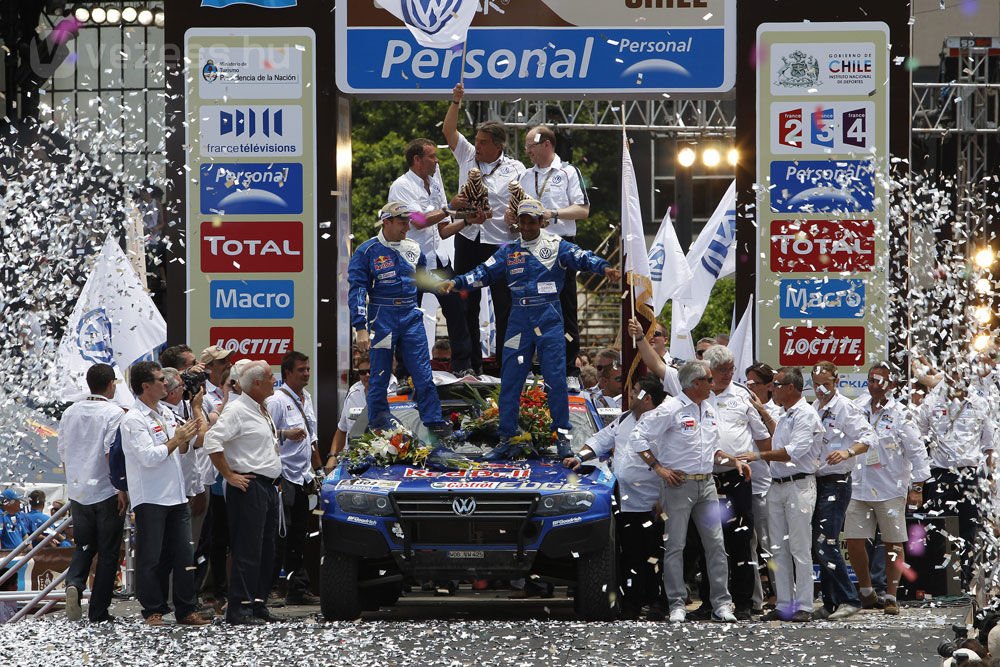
left=390, top=433, right=403, bottom=447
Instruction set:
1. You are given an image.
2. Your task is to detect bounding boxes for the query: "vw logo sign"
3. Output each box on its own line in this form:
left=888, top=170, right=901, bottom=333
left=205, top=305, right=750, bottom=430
left=402, top=0, right=462, bottom=37
left=76, top=308, right=114, bottom=364
left=538, top=246, right=554, bottom=259
left=451, top=496, right=476, bottom=516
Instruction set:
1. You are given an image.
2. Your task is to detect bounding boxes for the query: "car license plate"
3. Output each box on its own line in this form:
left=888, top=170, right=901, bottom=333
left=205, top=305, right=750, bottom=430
left=447, top=550, right=484, bottom=559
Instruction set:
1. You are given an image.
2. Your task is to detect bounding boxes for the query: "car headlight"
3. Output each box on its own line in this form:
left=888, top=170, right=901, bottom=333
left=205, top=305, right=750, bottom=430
left=335, top=492, right=394, bottom=516
left=535, top=491, right=595, bottom=516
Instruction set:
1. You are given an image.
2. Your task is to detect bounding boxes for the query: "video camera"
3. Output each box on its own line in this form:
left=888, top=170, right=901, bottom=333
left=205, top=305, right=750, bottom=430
left=181, top=369, right=208, bottom=401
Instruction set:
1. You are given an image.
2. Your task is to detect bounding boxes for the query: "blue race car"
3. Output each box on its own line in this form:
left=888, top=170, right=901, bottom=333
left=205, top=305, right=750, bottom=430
left=319, top=379, right=621, bottom=621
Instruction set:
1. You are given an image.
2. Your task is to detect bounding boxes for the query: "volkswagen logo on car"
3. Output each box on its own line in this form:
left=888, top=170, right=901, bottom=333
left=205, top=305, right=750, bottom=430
left=451, top=496, right=477, bottom=516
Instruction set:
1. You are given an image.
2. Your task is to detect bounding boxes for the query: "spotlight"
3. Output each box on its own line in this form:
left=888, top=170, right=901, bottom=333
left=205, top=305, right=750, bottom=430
left=137, top=8, right=153, bottom=25
left=90, top=6, right=106, bottom=23
left=975, top=277, right=992, bottom=294
left=122, top=7, right=138, bottom=22
left=702, top=147, right=721, bottom=168
left=74, top=6, right=90, bottom=21
left=678, top=147, right=696, bottom=168
left=974, top=247, right=995, bottom=270
left=973, top=333, right=991, bottom=352
left=106, top=7, right=121, bottom=23
left=727, top=148, right=739, bottom=166
left=154, top=8, right=164, bottom=27
left=974, top=305, right=992, bottom=325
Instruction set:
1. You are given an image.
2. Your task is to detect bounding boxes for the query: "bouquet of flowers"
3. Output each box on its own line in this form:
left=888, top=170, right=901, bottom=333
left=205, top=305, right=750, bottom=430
left=457, top=384, right=555, bottom=454
left=344, top=426, right=432, bottom=471
left=518, top=386, right=556, bottom=447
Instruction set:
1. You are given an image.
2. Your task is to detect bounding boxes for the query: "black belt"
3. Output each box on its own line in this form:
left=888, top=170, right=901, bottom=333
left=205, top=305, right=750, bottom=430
left=816, top=473, right=851, bottom=483
left=772, top=472, right=811, bottom=484
left=236, top=473, right=282, bottom=487
left=931, top=466, right=977, bottom=475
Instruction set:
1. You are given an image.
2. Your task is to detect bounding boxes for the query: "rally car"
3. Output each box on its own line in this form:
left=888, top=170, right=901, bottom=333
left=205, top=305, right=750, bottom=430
left=319, top=379, right=620, bottom=621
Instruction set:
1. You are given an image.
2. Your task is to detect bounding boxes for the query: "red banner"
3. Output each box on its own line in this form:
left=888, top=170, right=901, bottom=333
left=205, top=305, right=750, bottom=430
left=770, top=219, right=875, bottom=273
left=779, top=325, right=866, bottom=366
left=210, top=326, right=295, bottom=366
left=200, top=221, right=303, bottom=273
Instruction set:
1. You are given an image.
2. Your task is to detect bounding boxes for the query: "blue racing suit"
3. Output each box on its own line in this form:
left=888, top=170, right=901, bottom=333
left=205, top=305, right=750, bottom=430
left=452, top=230, right=609, bottom=439
left=348, top=231, right=445, bottom=429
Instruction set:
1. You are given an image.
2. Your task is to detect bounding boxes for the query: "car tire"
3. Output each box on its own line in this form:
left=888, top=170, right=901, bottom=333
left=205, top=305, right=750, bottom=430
left=321, top=550, right=361, bottom=621
left=574, top=522, right=619, bottom=621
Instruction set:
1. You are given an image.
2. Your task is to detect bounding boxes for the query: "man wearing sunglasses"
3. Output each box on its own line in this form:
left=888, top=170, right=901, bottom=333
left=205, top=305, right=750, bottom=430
left=630, top=360, right=752, bottom=623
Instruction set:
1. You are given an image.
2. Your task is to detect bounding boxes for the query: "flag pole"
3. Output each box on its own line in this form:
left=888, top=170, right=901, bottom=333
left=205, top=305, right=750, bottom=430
left=459, top=39, right=468, bottom=86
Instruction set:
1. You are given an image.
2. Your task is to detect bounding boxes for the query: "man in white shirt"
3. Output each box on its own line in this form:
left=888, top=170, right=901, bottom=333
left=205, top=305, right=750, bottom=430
left=200, top=345, right=234, bottom=424
left=627, top=318, right=683, bottom=397
left=58, top=363, right=127, bottom=623
left=591, top=364, right=623, bottom=410
left=738, top=367, right=824, bottom=622
left=847, top=363, right=931, bottom=616
left=630, top=360, right=751, bottom=623
left=915, top=368, right=996, bottom=587
left=388, top=138, right=471, bottom=372
left=701, top=346, right=774, bottom=620
left=204, top=360, right=284, bottom=626
left=120, top=361, right=207, bottom=627
left=744, top=362, right=781, bottom=613
left=443, top=82, right=525, bottom=373
left=266, top=351, right=321, bottom=606
left=513, top=125, right=590, bottom=377
left=810, top=361, right=877, bottom=620
left=564, top=374, right=668, bottom=621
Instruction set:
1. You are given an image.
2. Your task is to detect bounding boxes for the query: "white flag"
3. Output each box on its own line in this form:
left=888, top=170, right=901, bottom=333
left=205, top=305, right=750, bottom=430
left=621, top=129, right=653, bottom=314
left=728, top=297, right=754, bottom=384
left=54, top=234, right=167, bottom=403
left=647, top=208, right=692, bottom=316
left=375, top=0, right=478, bottom=49
left=671, top=180, right=737, bottom=333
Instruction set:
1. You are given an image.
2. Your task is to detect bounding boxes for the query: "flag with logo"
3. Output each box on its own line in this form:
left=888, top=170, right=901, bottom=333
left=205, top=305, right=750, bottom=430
left=670, top=180, right=737, bottom=357
left=620, top=129, right=656, bottom=403
left=201, top=0, right=297, bottom=7
left=53, top=234, right=167, bottom=403
left=728, top=297, right=754, bottom=384
left=375, top=0, right=478, bottom=49
left=647, top=207, right=692, bottom=316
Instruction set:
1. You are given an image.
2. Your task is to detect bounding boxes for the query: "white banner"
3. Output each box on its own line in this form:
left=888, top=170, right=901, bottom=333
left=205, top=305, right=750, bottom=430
left=375, top=0, right=478, bottom=49
left=647, top=208, right=692, bottom=316
left=621, top=130, right=653, bottom=314
left=728, top=297, right=754, bottom=384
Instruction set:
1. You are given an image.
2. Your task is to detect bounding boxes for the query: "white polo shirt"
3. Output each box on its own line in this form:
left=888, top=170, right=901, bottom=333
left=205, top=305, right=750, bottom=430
left=769, top=397, right=824, bottom=479
left=712, top=382, right=771, bottom=473
left=164, top=399, right=207, bottom=497
left=451, top=134, right=525, bottom=245
left=203, top=392, right=283, bottom=480
left=388, top=167, right=449, bottom=267
left=518, top=154, right=588, bottom=238
left=586, top=411, right=661, bottom=513
left=120, top=400, right=188, bottom=508
left=266, top=386, right=318, bottom=485
left=814, top=391, right=877, bottom=476
left=630, top=392, right=721, bottom=475
left=852, top=393, right=932, bottom=501
left=58, top=396, right=125, bottom=506
left=916, top=389, right=995, bottom=469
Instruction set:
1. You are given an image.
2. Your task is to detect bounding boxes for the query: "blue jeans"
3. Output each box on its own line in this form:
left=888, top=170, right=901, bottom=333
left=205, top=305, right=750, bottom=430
left=813, top=476, right=859, bottom=609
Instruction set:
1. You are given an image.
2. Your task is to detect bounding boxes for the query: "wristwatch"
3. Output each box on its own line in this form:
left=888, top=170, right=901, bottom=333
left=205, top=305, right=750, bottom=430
left=550, top=209, right=559, bottom=222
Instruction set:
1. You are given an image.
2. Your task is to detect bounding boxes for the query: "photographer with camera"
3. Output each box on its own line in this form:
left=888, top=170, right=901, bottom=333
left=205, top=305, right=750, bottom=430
left=200, top=345, right=235, bottom=425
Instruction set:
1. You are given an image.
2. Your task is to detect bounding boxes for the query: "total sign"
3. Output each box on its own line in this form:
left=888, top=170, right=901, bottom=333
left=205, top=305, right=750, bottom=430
left=336, top=0, right=735, bottom=95
left=200, top=221, right=303, bottom=272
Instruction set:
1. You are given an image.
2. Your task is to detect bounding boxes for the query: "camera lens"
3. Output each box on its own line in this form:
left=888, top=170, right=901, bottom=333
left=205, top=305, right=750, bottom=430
left=938, top=640, right=955, bottom=658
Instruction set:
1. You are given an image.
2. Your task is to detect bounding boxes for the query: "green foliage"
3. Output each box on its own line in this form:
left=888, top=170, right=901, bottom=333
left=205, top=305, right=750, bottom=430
left=658, top=277, right=735, bottom=343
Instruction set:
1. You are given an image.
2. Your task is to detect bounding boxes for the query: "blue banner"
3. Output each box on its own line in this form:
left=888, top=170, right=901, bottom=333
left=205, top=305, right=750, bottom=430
left=201, top=0, right=296, bottom=7
left=780, top=278, right=866, bottom=319
left=200, top=163, right=303, bottom=215
left=769, top=159, right=875, bottom=213
left=343, top=27, right=727, bottom=92
left=211, top=280, right=294, bottom=319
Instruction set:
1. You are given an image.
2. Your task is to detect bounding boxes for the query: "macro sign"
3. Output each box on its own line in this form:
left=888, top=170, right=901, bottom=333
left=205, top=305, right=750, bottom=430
left=755, top=22, right=890, bottom=394
left=335, top=0, right=736, bottom=96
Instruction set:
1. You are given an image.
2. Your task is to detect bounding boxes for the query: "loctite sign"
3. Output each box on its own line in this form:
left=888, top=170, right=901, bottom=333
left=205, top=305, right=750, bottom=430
left=769, top=219, right=875, bottom=273
left=779, top=326, right=866, bottom=366
left=200, top=221, right=303, bottom=273
left=210, top=326, right=294, bottom=366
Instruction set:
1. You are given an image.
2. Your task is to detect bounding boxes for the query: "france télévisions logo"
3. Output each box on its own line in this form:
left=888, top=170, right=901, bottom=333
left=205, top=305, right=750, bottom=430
left=220, top=108, right=283, bottom=138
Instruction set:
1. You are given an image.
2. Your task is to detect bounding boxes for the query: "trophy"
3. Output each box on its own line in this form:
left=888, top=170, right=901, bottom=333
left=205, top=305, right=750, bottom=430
left=507, top=180, right=527, bottom=220
left=448, top=168, right=491, bottom=220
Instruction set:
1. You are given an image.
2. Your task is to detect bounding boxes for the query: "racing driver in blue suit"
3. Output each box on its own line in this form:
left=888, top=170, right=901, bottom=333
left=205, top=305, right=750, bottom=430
left=349, top=201, right=452, bottom=439
left=443, top=198, right=620, bottom=459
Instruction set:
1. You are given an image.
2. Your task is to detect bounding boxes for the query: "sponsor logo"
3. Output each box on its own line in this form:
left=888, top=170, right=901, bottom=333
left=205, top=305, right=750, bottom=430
left=335, top=479, right=401, bottom=492
left=211, top=327, right=294, bottom=366
left=769, top=160, right=876, bottom=213
left=771, top=42, right=878, bottom=96
left=403, top=467, right=531, bottom=479
left=429, top=480, right=582, bottom=491
left=202, top=0, right=296, bottom=7
left=770, top=219, right=875, bottom=273
left=201, top=221, right=303, bottom=273
left=200, top=105, right=302, bottom=157
left=211, top=280, right=294, bottom=319
left=451, top=496, right=477, bottom=516
left=200, top=163, right=303, bottom=215
left=701, top=211, right=736, bottom=278
left=779, top=278, right=866, bottom=319
left=507, top=252, right=526, bottom=265
left=198, top=46, right=302, bottom=100
left=345, top=515, right=378, bottom=527
left=772, top=103, right=874, bottom=154
left=779, top=326, right=866, bottom=366
left=75, top=308, right=113, bottom=364
left=374, top=255, right=395, bottom=271
left=538, top=246, right=554, bottom=260
left=401, top=0, right=464, bottom=37
left=552, top=516, right=583, bottom=528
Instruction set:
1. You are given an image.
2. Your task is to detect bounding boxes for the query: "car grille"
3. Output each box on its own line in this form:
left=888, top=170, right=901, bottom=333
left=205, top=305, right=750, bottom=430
left=406, top=518, right=541, bottom=545
left=392, top=493, right=536, bottom=518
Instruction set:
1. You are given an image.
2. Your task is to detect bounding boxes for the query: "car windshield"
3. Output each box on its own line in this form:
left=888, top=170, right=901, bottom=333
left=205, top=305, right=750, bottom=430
left=346, top=381, right=604, bottom=456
